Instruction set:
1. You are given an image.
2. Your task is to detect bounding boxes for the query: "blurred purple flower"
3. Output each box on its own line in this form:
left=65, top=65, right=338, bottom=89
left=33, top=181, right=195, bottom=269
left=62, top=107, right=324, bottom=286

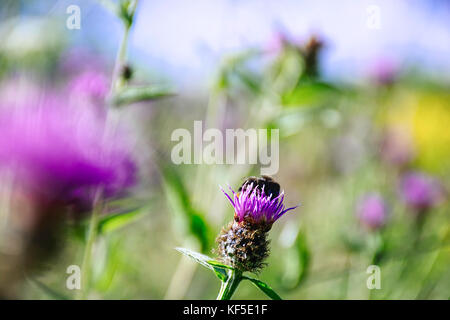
left=59, top=48, right=106, bottom=75
left=68, top=70, right=109, bottom=103
left=399, top=172, right=441, bottom=212
left=0, top=93, right=136, bottom=214
left=368, top=57, right=398, bottom=85
left=380, top=127, right=414, bottom=167
left=356, top=193, right=388, bottom=230
left=264, top=31, right=289, bottom=54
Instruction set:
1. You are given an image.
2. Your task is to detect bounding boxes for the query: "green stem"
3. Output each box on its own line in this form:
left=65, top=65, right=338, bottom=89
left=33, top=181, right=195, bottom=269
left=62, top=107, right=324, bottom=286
left=76, top=195, right=103, bottom=300
left=109, top=0, right=139, bottom=95
left=111, top=27, right=130, bottom=93
left=340, top=252, right=351, bottom=299
left=74, top=0, right=139, bottom=301
left=216, top=270, right=242, bottom=300
left=415, top=224, right=450, bottom=299
left=368, top=233, right=384, bottom=300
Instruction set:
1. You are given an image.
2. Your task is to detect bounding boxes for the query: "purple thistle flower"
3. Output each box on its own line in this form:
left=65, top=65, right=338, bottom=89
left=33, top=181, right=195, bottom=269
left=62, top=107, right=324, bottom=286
left=217, top=177, right=298, bottom=272
left=221, top=184, right=297, bottom=226
left=0, top=84, right=137, bottom=295
left=399, top=172, right=441, bottom=212
left=356, top=193, right=388, bottom=230
left=0, top=91, right=136, bottom=214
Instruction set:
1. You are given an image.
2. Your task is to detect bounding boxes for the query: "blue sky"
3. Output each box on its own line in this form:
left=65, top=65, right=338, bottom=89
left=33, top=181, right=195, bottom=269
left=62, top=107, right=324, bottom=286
left=25, top=0, right=450, bottom=87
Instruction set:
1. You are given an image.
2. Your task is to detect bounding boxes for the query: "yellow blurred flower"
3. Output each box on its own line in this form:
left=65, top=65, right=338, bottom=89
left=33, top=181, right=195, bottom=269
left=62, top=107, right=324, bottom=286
left=382, top=89, right=450, bottom=173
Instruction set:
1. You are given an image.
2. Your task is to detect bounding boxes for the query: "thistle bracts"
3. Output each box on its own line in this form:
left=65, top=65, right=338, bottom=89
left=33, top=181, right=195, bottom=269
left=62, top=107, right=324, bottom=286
left=217, top=176, right=297, bottom=273
left=217, top=219, right=270, bottom=273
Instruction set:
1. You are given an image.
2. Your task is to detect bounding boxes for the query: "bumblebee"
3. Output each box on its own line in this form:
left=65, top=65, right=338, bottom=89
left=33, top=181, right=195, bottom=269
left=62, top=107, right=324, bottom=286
left=238, top=175, right=280, bottom=198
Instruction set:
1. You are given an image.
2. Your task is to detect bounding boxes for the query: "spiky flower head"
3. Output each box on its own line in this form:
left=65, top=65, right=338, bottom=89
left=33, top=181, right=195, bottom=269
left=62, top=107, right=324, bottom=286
left=217, top=176, right=297, bottom=273
left=222, top=176, right=296, bottom=229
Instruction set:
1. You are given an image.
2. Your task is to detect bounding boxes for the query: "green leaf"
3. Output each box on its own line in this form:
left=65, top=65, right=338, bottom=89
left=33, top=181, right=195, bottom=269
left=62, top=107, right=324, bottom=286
left=175, top=247, right=233, bottom=282
left=97, top=206, right=149, bottom=235
left=27, top=277, right=70, bottom=300
left=207, top=260, right=234, bottom=282
left=234, top=68, right=261, bottom=94
left=112, top=85, right=175, bottom=106
left=70, top=201, right=149, bottom=242
left=118, top=0, right=138, bottom=27
left=242, top=276, right=282, bottom=300
left=162, top=165, right=212, bottom=252
left=281, top=231, right=311, bottom=289
left=189, top=212, right=211, bottom=252
left=294, top=232, right=310, bottom=286
left=281, top=81, right=338, bottom=108
left=268, top=46, right=304, bottom=95
left=214, top=49, right=261, bottom=92
left=175, top=247, right=213, bottom=269
left=93, top=239, right=123, bottom=292
left=207, top=260, right=234, bottom=270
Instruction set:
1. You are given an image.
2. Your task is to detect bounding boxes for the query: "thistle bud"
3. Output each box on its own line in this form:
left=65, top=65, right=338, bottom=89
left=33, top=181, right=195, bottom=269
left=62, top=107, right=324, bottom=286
left=121, top=64, right=133, bottom=81
left=217, top=176, right=297, bottom=273
left=399, top=172, right=442, bottom=214
left=302, top=35, right=324, bottom=78
left=356, top=193, right=389, bottom=231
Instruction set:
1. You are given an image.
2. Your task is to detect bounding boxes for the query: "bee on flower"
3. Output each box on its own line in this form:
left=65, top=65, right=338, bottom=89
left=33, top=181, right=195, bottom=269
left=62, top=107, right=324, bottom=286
left=217, top=176, right=298, bottom=273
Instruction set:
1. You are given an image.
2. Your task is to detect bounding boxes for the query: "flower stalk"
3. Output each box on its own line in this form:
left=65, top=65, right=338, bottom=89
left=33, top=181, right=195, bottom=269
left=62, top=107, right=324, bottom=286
left=110, top=0, right=139, bottom=94
left=77, top=0, right=139, bottom=300
left=76, top=192, right=103, bottom=300
left=217, top=269, right=243, bottom=300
